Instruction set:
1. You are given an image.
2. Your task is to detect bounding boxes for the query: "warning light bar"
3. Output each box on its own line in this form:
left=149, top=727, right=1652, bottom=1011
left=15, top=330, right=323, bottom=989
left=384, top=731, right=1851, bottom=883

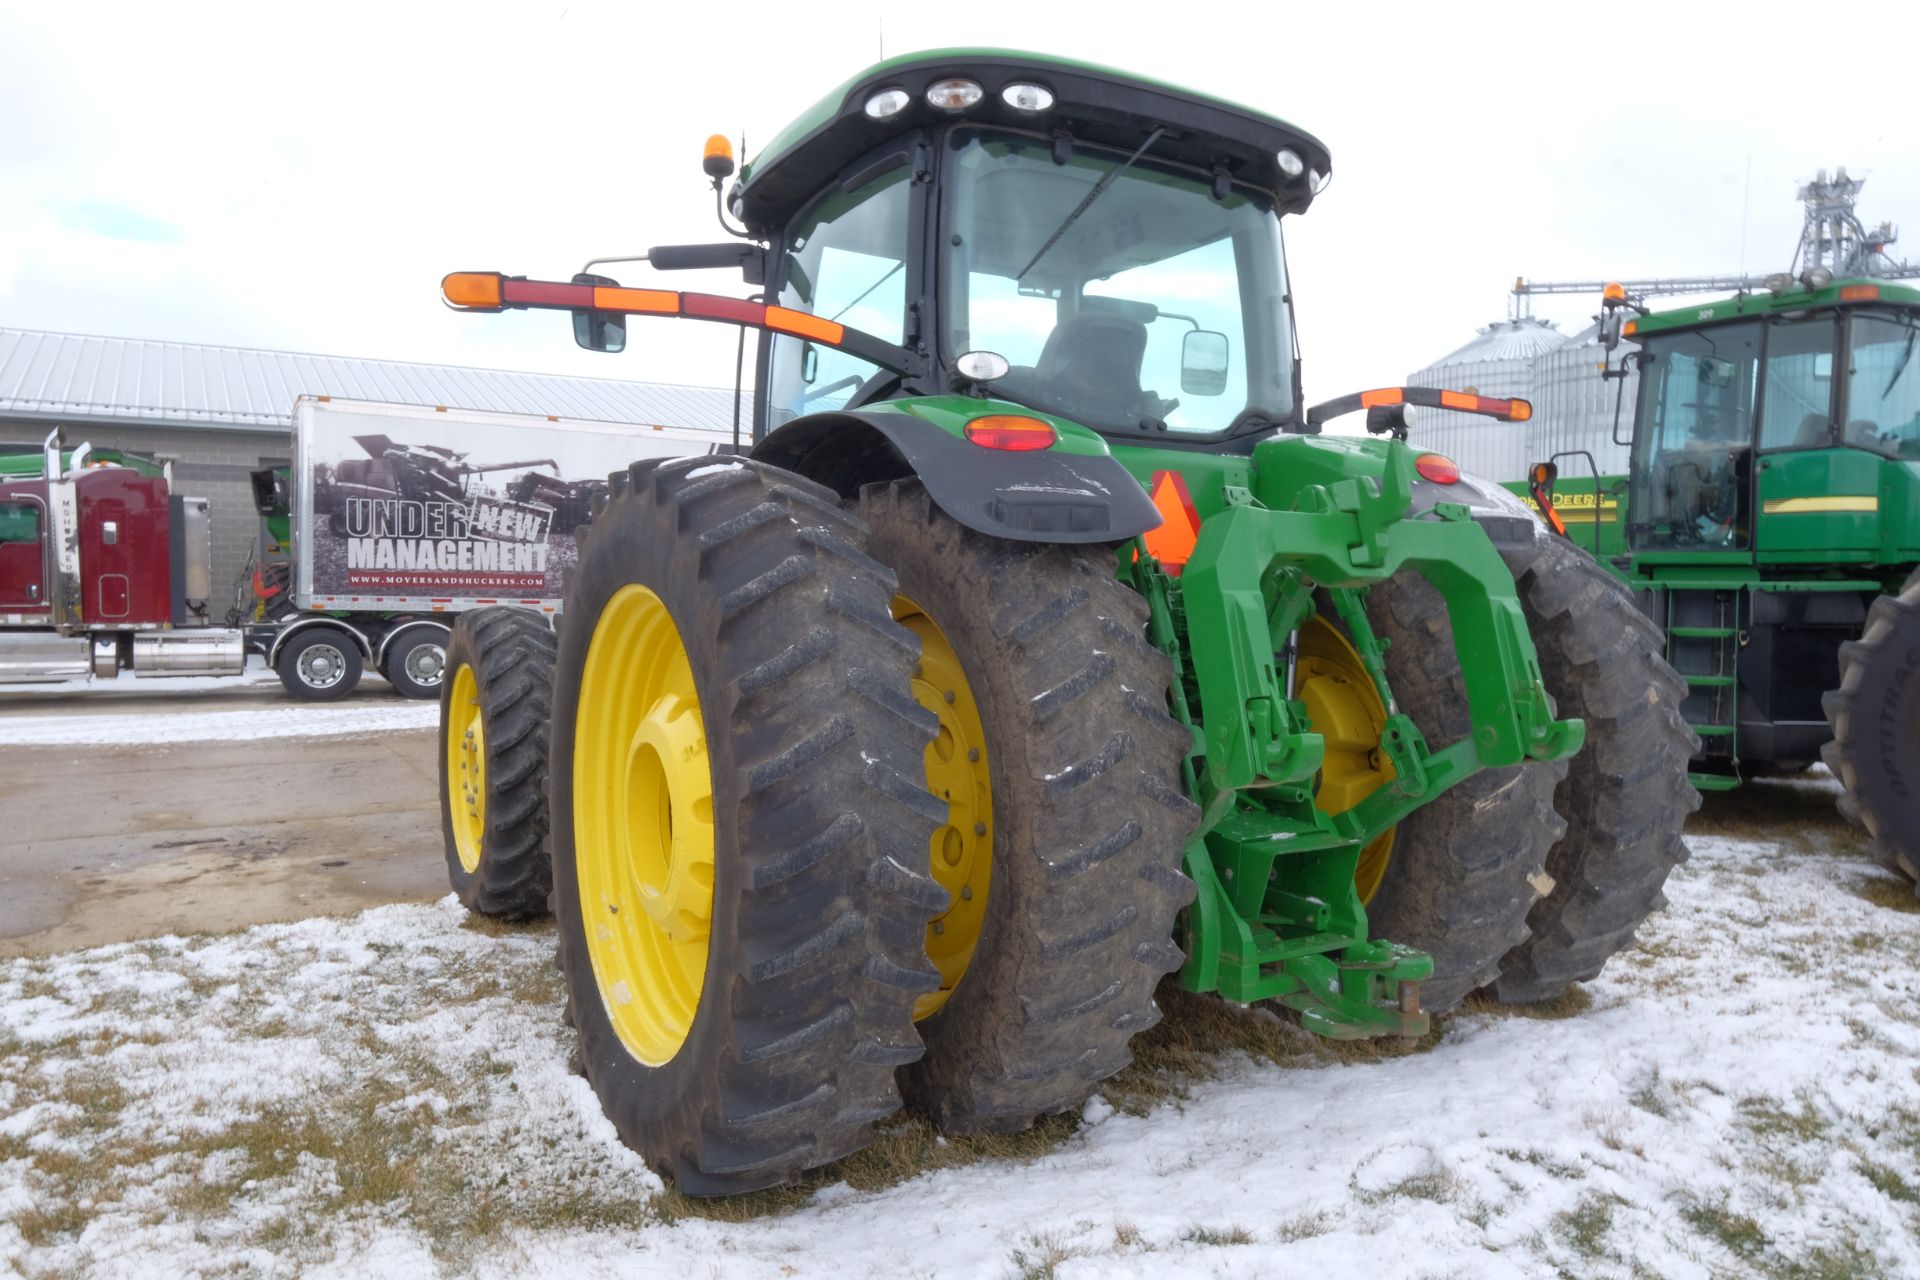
left=440, top=272, right=910, bottom=373
left=1305, top=386, right=1533, bottom=429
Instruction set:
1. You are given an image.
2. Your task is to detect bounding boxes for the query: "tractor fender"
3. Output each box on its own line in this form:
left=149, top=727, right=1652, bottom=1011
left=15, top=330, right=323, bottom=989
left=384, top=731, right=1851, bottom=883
left=1410, top=469, right=1546, bottom=552
left=750, top=411, right=1162, bottom=544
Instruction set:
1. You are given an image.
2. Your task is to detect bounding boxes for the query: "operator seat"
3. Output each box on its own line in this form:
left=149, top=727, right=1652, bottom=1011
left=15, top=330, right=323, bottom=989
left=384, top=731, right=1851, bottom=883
left=1035, top=312, right=1150, bottom=422
left=1792, top=413, right=1832, bottom=448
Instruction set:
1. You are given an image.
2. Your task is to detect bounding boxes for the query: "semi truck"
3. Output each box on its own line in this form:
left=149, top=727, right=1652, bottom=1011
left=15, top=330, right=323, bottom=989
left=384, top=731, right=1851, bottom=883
left=0, top=397, right=723, bottom=700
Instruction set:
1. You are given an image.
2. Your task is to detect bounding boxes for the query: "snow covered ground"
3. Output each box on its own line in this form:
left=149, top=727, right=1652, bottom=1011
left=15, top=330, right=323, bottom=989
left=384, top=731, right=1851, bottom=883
left=0, top=700, right=437, bottom=747
left=3, top=813, right=1917, bottom=1277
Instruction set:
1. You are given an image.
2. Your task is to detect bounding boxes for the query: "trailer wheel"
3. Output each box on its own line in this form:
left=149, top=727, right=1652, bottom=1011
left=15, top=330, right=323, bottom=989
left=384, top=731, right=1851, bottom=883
left=856, top=480, right=1199, bottom=1136
left=1491, top=536, right=1697, bottom=1002
left=441, top=608, right=556, bottom=919
left=275, top=628, right=363, bottom=701
left=1347, top=574, right=1567, bottom=1013
left=383, top=628, right=450, bottom=700
left=1823, top=569, right=1920, bottom=895
left=550, top=458, right=945, bottom=1195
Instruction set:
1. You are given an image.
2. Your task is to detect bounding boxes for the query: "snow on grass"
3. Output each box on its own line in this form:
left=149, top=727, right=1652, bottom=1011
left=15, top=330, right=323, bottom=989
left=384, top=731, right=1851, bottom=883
left=3, top=833, right=1918, bottom=1278
left=0, top=701, right=437, bottom=746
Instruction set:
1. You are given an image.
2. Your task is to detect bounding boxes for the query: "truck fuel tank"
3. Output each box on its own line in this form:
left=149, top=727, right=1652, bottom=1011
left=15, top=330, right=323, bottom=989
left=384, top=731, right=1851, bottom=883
left=132, top=629, right=246, bottom=678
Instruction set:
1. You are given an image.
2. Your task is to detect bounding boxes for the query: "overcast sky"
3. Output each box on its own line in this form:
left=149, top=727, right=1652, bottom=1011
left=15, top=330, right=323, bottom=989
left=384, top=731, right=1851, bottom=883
left=4, top=0, right=1918, bottom=409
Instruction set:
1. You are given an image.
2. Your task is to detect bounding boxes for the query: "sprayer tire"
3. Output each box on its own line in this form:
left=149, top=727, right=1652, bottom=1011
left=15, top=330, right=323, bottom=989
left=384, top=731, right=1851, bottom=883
left=1822, top=569, right=1920, bottom=894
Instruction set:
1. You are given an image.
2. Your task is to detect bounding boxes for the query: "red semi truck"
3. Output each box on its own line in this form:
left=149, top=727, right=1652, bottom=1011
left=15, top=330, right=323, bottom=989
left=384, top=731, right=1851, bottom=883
left=0, top=397, right=724, bottom=699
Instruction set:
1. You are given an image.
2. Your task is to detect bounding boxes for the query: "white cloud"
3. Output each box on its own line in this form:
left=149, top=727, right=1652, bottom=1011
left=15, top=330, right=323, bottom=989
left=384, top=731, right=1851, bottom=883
left=2, top=0, right=1917, bottom=405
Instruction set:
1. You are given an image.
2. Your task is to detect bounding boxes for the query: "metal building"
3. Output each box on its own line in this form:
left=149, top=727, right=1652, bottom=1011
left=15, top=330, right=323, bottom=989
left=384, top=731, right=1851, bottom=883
left=1405, top=318, right=1568, bottom=480
left=0, top=328, right=739, bottom=608
left=1527, top=321, right=1639, bottom=483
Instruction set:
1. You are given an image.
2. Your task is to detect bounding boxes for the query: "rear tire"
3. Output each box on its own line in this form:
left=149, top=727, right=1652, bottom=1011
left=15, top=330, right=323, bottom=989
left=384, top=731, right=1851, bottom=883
left=440, top=608, right=556, bottom=919
left=857, top=480, right=1199, bottom=1136
left=1353, top=573, right=1567, bottom=1013
left=550, top=458, right=946, bottom=1194
left=275, top=628, right=362, bottom=701
left=1490, top=537, right=1698, bottom=1002
left=1823, top=570, right=1920, bottom=894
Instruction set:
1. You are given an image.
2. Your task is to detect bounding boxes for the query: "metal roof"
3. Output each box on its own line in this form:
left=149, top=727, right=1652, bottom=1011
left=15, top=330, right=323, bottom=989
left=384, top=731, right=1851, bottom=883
left=1418, top=318, right=1570, bottom=371
left=0, top=327, right=743, bottom=434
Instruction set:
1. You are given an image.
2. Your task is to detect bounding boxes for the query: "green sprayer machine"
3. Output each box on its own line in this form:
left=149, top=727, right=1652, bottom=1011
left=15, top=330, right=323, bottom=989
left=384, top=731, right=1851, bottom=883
left=1526, top=276, right=1920, bottom=895
left=435, top=50, right=1696, bottom=1194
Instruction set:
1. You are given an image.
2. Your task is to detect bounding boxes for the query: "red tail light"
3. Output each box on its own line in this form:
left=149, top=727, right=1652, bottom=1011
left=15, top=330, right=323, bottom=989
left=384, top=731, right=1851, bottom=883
left=1414, top=453, right=1460, bottom=484
left=964, top=415, right=1056, bottom=451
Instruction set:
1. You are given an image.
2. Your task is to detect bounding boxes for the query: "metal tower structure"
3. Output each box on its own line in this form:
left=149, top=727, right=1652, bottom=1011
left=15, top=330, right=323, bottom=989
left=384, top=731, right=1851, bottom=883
left=1510, top=167, right=1919, bottom=317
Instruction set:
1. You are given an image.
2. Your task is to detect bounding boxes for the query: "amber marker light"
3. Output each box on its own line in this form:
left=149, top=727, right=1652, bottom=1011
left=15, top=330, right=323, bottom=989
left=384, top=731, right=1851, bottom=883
left=1841, top=284, right=1881, bottom=302
left=442, top=272, right=504, bottom=310
left=1623, top=320, right=1639, bottom=337
left=1603, top=282, right=1627, bottom=302
left=964, top=415, right=1056, bottom=451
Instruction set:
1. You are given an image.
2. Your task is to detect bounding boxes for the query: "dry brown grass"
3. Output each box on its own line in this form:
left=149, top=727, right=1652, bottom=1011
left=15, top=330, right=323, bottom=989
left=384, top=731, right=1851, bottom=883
left=1689, top=781, right=1871, bottom=859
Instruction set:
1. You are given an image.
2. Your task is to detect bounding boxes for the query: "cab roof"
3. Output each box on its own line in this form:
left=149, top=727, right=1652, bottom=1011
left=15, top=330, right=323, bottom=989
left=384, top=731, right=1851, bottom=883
left=1633, top=277, right=1920, bottom=336
left=734, top=48, right=1331, bottom=232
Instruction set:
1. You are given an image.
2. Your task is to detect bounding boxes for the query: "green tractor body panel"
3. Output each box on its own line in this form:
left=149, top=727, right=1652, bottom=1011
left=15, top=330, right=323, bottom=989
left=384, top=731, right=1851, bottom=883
left=0, top=447, right=165, bottom=479
left=447, top=49, right=1603, bottom=1040
left=1536, top=277, right=1920, bottom=786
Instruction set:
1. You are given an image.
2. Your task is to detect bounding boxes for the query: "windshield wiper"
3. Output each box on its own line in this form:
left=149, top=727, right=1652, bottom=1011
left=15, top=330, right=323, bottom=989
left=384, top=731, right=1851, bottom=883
left=1883, top=323, right=1917, bottom=398
left=1015, top=128, right=1167, bottom=282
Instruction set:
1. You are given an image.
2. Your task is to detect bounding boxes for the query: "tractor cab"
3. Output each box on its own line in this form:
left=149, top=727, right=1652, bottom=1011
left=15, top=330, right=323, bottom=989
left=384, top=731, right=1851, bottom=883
left=1623, top=279, right=1920, bottom=560
left=739, top=53, right=1326, bottom=447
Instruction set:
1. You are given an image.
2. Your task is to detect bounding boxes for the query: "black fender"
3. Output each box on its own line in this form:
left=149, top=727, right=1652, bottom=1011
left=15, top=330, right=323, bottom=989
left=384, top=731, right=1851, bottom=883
left=1409, top=469, right=1547, bottom=553
left=749, top=411, right=1162, bottom=544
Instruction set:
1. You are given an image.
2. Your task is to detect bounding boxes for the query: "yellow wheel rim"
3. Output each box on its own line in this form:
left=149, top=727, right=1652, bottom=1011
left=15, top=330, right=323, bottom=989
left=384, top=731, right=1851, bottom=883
left=895, top=596, right=992, bottom=1021
left=1296, top=616, right=1398, bottom=904
left=447, top=663, right=486, bottom=874
left=574, top=584, right=715, bottom=1066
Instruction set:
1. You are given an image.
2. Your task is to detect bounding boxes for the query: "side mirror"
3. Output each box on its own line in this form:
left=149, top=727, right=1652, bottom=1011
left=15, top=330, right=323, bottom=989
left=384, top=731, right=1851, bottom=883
left=570, top=273, right=626, bottom=354
left=1180, top=330, right=1230, bottom=396
left=1600, top=310, right=1623, bottom=353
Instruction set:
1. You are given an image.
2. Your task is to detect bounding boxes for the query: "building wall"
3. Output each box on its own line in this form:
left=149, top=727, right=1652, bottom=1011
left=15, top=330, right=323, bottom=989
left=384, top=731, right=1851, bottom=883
left=5, top=418, right=288, bottom=618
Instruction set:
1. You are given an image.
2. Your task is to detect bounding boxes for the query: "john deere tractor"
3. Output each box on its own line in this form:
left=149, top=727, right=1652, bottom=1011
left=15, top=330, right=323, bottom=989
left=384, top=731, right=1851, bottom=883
left=436, top=50, right=1696, bottom=1194
left=1528, top=278, right=1920, bottom=894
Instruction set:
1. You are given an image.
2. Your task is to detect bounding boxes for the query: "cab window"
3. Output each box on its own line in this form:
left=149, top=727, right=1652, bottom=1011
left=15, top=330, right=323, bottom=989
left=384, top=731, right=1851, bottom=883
left=764, top=163, right=912, bottom=429
left=1844, top=312, right=1920, bottom=459
left=1757, top=317, right=1837, bottom=449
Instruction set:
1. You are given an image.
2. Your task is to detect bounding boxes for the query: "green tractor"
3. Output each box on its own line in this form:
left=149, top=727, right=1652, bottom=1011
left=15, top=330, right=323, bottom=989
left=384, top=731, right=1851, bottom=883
left=437, top=50, right=1696, bottom=1194
left=1528, top=278, right=1920, bottom=893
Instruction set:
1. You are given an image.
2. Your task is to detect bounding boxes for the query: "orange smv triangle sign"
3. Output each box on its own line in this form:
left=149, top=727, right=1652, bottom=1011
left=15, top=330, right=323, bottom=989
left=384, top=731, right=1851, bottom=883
left=1139, top=470, right=1201, bottom=575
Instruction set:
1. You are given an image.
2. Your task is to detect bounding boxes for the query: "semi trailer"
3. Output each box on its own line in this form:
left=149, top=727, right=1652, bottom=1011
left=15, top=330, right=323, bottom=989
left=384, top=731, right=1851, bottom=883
left=0, top=397, right=722, bottom=699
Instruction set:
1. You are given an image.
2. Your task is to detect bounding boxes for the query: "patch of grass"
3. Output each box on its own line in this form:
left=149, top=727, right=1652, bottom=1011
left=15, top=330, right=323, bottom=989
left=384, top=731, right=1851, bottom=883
left=1459, top=986, right=1593, bottom=1021
left=1689, top=781, right=1871, bottom=859
left=1179, top=1223, right=1255, bottom=1246
left=1679, top=1194, right=1770, bottom=1263
left=1007, top=1229, right=1083, bottom=1279
left=1553, top=1191, right=1626, bottom=1259
left=1853, top=876, right=1920, bottom=914
left=1628, top=1071, right=1672, bottom=1120
left=1738, top=1096, right=1828, bottom=1145
left=1110, top=1220, right=1144, bottom=1250
left=1496, top=1148, right=1585, bottom=1181
left=1274, top=1208, right=1335, bottom=1243
left=1858, top=1158, right=1918, bottom=1204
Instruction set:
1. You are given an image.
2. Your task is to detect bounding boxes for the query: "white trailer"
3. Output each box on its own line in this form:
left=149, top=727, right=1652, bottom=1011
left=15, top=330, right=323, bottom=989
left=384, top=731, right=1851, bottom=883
left=0, top=397, right=725, bottom=700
